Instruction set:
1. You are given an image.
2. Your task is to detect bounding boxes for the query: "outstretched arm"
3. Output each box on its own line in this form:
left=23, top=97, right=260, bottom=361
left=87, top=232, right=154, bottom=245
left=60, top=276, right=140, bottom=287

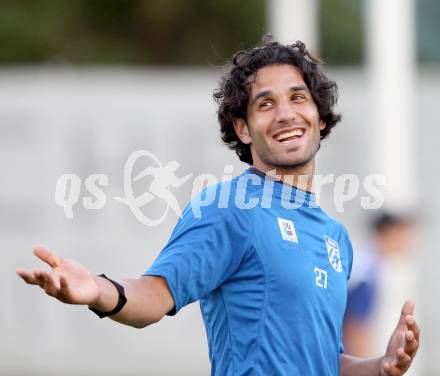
left=340, top=300, right=420, bottom=376
left=16, top=245, right=174, bottom=328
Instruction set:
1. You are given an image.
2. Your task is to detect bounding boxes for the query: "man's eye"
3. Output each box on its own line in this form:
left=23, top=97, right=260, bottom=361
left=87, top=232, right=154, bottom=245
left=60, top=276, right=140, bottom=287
left=292, top=95, right=305, bottom=101
left=259, top=102, right=273, bottom=108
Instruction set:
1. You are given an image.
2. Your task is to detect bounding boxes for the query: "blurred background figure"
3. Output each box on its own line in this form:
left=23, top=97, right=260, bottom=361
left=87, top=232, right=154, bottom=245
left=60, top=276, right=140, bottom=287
left=344, top=212, right=417, bottom=357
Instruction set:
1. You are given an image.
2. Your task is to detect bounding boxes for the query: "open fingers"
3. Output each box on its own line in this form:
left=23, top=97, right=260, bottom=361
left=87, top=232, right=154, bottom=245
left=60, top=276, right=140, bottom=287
left=396, top=347, right=412, bottom=368
left=383, top=353, right=411, bottom=376
left=16, top=268, right=38, bottom=285
left=383, top=331, right=418, bottom=376
left=33, top=245, right=62, bottom=269
left=396, top=299, right=415, bottom=330
left=383, top=360, right=401, bottom=376
left=404, top=329, right=419, bottom=358
left=401, top=299, right=415, bottom=317
left=406, top=315, right=420, bottom=343
left=33, top=269, right=46, bottom=288
left=33, top=269, right=61, bottom=297
left=42, top=271, right=61, bottom=297
left=17, top=265, right=63, bottom=300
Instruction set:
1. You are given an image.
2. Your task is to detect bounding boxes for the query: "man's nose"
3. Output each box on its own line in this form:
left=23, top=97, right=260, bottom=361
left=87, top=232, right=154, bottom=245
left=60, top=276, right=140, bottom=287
left=275, top=99, right=297, bottom=123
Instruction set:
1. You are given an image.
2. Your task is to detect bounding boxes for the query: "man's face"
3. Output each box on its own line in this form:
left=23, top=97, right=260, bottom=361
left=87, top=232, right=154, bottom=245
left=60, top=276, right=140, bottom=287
left=234, top=64, right=325, bottom=174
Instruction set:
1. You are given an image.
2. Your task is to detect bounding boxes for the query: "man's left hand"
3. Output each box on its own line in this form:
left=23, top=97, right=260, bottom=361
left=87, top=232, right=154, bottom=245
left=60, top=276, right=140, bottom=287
left=380, top=299, right=420, bottom=376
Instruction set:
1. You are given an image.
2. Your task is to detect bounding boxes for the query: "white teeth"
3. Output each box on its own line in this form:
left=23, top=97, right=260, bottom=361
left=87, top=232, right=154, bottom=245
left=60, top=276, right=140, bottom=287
left=275, top=129, right=304, bottom=141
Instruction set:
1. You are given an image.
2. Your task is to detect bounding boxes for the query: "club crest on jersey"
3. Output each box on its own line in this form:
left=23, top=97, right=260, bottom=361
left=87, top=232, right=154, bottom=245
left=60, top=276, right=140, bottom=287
left=325, top=236, right=342, bottom=272
left=277, top=217, right=298, bottom=243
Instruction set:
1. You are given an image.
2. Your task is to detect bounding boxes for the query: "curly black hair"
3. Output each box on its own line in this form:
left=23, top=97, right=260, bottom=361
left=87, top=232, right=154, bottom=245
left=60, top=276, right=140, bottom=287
left=213, top=35, right=342, bottom=165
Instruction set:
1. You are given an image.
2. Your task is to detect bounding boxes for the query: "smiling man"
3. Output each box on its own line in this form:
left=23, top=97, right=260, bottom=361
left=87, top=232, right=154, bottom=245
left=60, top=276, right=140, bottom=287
left=232, top=64, right=325, bottom=185
left=17, top=37, right=419, bottom=375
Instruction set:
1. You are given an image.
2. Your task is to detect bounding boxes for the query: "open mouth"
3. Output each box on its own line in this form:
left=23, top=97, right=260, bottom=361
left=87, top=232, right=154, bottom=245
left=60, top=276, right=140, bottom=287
left=274, top=128, right=305, bottom=144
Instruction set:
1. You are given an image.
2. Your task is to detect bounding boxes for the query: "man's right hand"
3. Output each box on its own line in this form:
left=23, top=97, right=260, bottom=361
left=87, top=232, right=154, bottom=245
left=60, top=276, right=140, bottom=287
left=17, top=245, right=174, bottom=328
left=16, top=245, right=100, bottom=306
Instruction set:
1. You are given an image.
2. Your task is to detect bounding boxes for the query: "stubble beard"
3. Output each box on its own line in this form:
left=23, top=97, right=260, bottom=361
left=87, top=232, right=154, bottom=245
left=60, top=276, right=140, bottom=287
left=261, top=138, right=321, bottom=173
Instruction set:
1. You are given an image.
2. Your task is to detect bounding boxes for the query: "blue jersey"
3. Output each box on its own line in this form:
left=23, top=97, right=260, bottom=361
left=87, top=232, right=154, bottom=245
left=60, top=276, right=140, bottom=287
left=144, top=168, right=353, bottom=375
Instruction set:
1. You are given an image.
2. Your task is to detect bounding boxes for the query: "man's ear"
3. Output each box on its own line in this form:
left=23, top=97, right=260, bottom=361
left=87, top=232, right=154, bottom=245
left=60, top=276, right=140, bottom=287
left=233, top=118, right=252, bottom=145
left=319, top=120, right=326, bottom=131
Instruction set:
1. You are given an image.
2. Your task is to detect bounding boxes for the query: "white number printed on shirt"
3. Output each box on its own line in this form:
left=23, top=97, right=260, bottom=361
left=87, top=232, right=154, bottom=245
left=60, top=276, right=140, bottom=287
left=314, top=267, right=328, bottom=289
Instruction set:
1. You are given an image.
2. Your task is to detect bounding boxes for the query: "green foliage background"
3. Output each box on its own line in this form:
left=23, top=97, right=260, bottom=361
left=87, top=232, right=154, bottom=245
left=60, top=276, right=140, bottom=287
left=319, top=0, right=364, bottom=65
left=0, top=0, right=265, bottom=65
left=0, top=0, right=437, bottom=65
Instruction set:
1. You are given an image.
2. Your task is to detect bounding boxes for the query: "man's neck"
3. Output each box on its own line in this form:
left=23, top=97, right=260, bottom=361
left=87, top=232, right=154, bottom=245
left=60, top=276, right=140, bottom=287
left=251, top=162, right=315, bottom=193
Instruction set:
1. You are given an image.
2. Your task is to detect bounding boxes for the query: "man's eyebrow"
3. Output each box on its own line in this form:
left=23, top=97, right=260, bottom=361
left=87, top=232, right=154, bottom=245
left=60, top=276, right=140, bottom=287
left=251, top=85, right=309, bottom=104
left=289, top=85, right=309, bottom=92
left=252, top=90, right=272, bottom=104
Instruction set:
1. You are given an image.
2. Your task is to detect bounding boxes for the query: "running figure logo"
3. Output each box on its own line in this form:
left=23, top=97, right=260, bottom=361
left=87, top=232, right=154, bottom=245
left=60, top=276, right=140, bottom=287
left=114, top=150, right=192, bottom=226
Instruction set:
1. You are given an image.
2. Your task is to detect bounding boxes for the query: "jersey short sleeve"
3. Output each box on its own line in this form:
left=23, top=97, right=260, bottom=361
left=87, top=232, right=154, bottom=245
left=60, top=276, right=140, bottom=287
left=143, top=185, right=252, bottom=315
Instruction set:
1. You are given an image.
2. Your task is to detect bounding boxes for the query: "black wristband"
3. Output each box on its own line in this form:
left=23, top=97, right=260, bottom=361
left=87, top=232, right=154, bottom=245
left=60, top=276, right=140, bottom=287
left=89, top=274, right=127, bottom=318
